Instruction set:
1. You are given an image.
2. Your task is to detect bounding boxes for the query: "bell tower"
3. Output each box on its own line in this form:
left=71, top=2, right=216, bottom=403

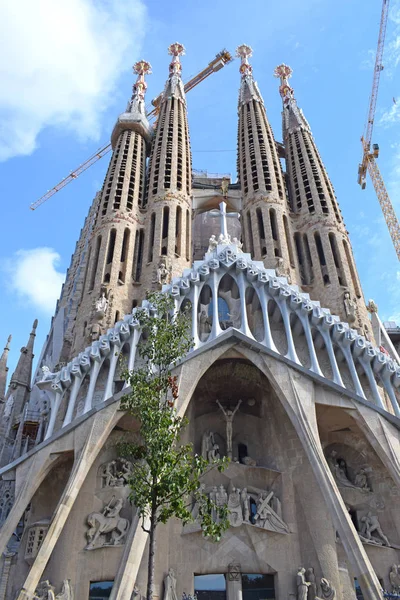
left=141, top=43, right=192, bottom=291
left=275, top=64, right=371, bottom=335
left=236, top=45, right=295, bottom=279
left=72, top=60, right=152, bottom=355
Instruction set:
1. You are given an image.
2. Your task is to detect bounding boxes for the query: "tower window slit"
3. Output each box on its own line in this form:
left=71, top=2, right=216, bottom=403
left=186, top=209, right=190, bottom=261
left=343, top=239, right=361, bottom=297
left=283, top=215, right=295, bottom=267
left=161, top=206, right=169, bottom=255
left=148, top=213, right=155, bottom=263
left=256, top=208, right=266, bottom=256
left=303, top=233, right=314, bottom=284
left=247, top=212, right=254, bottom=257
left=89, top=236, right=101, bottom=291
left=136, top=230, right=145, bottom=281
left=328, top=232, right=346, bottom=286
left=294, top=232, right=307, bottom=285
left=314, top=232, right=330, bottom=285
left=270, top=208, right=278, bottom=241
left=175, top=206, right=182, bottom=256
left=106, top=229, right=116, bottom=265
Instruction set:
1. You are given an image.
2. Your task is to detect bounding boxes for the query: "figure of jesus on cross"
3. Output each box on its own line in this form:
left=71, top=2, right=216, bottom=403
left=216, top=399, right=242, bottom=459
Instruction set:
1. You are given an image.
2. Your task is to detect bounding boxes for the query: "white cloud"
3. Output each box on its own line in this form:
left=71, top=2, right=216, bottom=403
left=379, top=101, right=400, bottom=127
left=4, top=248, right=65, bottom=314
left=0, top=0, right=147, bottom=161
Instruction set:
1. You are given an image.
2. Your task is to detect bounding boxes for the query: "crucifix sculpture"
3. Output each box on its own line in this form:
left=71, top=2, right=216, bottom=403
left=216, top=399, right=242, bottom=459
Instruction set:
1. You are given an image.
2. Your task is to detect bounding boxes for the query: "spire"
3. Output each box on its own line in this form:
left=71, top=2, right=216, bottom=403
left=129, top=59, right=152, bottom=116
left=274, top=63, right=311, bottom=133
left=236, top=44, right=263, bottom=105
left=0, top=335, right=11, bottom=403
left=4, top=320, right=37, bottom=420
left=163, top=42, right=186, bottom=101
left=111, top=58, right=152, bottom=148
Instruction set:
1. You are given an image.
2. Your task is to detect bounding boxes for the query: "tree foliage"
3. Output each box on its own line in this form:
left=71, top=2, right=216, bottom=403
left=119, top=293, right=229, bottom=600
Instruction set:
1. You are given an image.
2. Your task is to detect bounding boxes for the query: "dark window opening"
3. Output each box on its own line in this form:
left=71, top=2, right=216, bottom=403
left=89, top=581, right=114, bottom=599
left=106, top=229, right=117, bottom=265
left=238, top=443, right=248, bottom=464
left=148, top=213, right=155, bottom=263
left=242, top=574, right=275, bottom=600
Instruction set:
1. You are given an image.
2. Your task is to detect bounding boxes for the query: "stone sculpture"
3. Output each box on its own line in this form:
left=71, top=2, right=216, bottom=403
left=86, top=496, right=130, bottom=549
left=100, top=459, right=133, bottom=488
left=317, top=578, right=335, bottom=599
left=95, top=292, right=109, bottom=315
left=40, top=366, right=56, bottom=382
left=218, top=232, right=231, bottom=245
left=305, top=567, right=317, bottom=600
left=297, top=568, right=310, bottom=600
left=192, top=483, right=289, bottom=534
left=201, top=431, right=220, bottom=462
left=34, top=579, right=73, bottom=600
left=232, top=237, right=243, bottom=252
left=228, top=487, right=243, bottom=527
left=343, top=291, right=356, bottom=324
left=389, top=565, right=400, bottom=593
left=163, top=568, right=178, bottom=600
left=327, top=450, right=369, bottom=492
left=359, top=512, right=389, bottom=546
left=3, top=394, right=14, bottom=419
left=216, top=399, right=242, bottom=459
left=157, top=261, right=171, bottom=286
left=354, top=468, right=370, bottom=491
left=207, top=235, right=218, bottom=253
left=199, top=310, right=212, bottom=337
left=276, top=257, right=292, bottom=284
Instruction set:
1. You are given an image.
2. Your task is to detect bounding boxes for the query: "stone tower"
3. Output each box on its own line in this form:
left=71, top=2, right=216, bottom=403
left=141, top=43, right=192, bottom=290
left=72, top=61, right=152, bottom=355
left=0, top=335, right=11, bottom=405
left=274, top=64, right=371, bottom=335
left=236, top=45, right=295, bottom=281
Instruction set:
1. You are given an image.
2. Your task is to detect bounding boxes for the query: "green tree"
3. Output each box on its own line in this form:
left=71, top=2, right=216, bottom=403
left=119, top=293, right=229, bottom=600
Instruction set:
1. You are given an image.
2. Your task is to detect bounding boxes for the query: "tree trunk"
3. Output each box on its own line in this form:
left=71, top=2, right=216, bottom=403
left=146, top=507, right=157, bottom=600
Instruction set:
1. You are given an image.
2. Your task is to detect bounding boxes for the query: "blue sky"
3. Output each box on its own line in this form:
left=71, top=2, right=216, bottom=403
left=0, top=0, right=399, bottom=377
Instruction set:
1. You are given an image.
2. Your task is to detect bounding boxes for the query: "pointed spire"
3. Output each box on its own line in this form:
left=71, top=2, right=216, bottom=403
left=9, top=319, right=37, bottom=389
left=163, top=42, right=186, bottom=101
left=274, top=64, right=311, bottom=133
left=111, top=57, right=152, bottom=147
left=236, top=44, right=263, bottom=105
left=129, top=59, right=152, bottom=115
left=0, top=335, right=11, bottom=403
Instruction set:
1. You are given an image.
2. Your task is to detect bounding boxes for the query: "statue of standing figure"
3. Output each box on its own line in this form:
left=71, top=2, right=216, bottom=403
left=297, top=568, right=310, bottom=600
left=216, top=399, right=242, bottom=459
left=163, top=568, right=178, bottom=600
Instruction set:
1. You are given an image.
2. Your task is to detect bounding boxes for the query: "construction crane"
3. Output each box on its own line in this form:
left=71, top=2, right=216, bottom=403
left=30, top=49, right=233, bottom=211
left=357, top=0, right=400, bottom=260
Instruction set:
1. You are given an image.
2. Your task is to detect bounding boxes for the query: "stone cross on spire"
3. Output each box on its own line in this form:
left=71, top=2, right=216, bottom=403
left=236, top=44, right=253, bottom=78
left=168, top=42, right=185, bottom=77
left=132, top=59, right=152, bottom=104
left=274, top=63, right=294, bottom=104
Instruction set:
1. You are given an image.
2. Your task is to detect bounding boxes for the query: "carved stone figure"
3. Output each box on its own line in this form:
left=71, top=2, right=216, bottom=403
left=3, top=394, right=14, bottom=418
left=359, top=512, right=389, bottom=546
left=241, top=488, right=250, bottom=522
left=276, top=257, right=292, bottom=284
left=201, top=431, right=220, bottom=462
left=100, top=459, right=133, bottom=487
left=210, top=486, right=218, bottom=521
left=220, top=178, right=229, bottom=197
left=86, top=496, right=130, bottom=549
left=228, top=487, right=243, bottom=527
left=208, top=235, right=218, bottom=253
left=41, top=366, right=56, bottom=382
left=95, top=291, right=109, bottom=315
left=216, top=399, right=242, bottom=459
left=232, top=237, right=243, bottom=252
left=318, top=578, right=335, bottom=599
left=389, top=565, right=400, bottom=593
left=305, top=568, right=317, bottom=600
left=199, top=310, right=212, bottom=337
left=254, top=491, right=289, bottom=534
left=88, top=317, right=103, bottom=343
left=218, top=232, right=231, bottom=245
left=327, top=451, right=360, bottom=490
left=354, top=468, right=370, bottom=492
left=157, top=261, right=171, bottom=286
left=366, top=299, right=378, bottom=314
left=34, top=579, right=73, bottom=600
left=163, top=568, right=178, bottom=600
left=216, top=485, right=228, bottom=512
left=297, top=568, right=310, bottom=600
left=343, top=291, right=356, bottom=324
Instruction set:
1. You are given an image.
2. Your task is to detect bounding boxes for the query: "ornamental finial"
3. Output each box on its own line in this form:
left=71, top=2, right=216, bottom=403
left=236, top=44, right=253, bottom=77
left=132, top=60, right=152, bottom=103
left=274, top=64, right=294, bottom=104
left=168, top=42, right=186, bottom=77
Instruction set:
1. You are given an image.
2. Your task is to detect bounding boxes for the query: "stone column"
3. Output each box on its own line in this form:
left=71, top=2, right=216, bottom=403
left=226, top=564, right=242, bottom=600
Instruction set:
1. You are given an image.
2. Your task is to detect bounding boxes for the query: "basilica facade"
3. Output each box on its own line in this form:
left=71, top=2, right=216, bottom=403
left=0, top=43, right=400, bottom=600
